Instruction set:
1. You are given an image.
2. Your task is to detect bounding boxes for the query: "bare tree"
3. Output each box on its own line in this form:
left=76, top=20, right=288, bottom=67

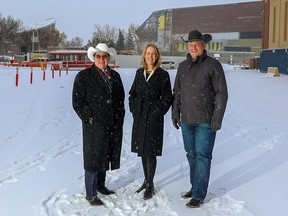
left=18, top=28, right=66, bottom=53
left=0, top=14, right=23, bottom=55
left=66, top=37, right=84, bottom=48
left=57, top=32, right=68, bottom=48
left=91, top=24, right=117, bottom=47
left=39, top=28, right=66, bottom=50
left=18, top=29, right=32, bottom=53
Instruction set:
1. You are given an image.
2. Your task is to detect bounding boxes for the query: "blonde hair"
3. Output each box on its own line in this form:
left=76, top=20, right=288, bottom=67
left=141, top=43, right=161, bottom=71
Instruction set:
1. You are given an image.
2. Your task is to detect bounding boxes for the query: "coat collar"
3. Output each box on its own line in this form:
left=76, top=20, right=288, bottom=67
left=90, top=65, right=112, bottom=92
left=187, top=49, right=208, bottom=64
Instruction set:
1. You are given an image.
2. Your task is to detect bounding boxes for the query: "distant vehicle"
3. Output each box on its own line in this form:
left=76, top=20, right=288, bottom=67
left=19, top=57, right=49, bottom=68
left=161, top=60, right=177, bottom=70
left=240, top=63, right=250, bottom=69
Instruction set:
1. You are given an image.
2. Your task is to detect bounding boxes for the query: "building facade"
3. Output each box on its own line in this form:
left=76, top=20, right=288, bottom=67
left=136, top=1, right=263, bottom=61
left=260, top=0, right=288, bottom=74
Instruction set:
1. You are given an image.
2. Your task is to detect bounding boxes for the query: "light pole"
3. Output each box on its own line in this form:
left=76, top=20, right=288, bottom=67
left=32, top=30, right=35, bottom=53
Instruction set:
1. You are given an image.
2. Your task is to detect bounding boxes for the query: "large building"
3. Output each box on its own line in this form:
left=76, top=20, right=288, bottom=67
left=260, top=0, right=288, bottom=74
left=136, top=1, right=262, bottom=62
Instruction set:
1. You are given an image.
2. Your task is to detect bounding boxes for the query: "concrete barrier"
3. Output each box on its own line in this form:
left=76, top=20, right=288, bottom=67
left=267, top=67, right=280, bottom=77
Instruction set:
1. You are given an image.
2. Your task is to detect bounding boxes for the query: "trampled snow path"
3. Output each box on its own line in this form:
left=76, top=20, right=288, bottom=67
left=31, top=123, right=179, bottom=216
left=29, top=125, right=250, bottom=216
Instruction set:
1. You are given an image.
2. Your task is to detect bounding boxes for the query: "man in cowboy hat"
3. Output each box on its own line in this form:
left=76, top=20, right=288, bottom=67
left=172, top=30, right=228, bottom=208
left=72, top=43, right=125, bottom=206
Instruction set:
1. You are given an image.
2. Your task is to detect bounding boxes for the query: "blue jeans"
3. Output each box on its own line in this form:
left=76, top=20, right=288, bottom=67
left=181, top=122, right=216, bottom=200
left=85, top=170, right=106, bottom=198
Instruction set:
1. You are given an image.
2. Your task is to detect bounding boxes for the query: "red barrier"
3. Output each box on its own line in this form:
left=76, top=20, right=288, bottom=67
left=0, top=62, right=9, bottom=66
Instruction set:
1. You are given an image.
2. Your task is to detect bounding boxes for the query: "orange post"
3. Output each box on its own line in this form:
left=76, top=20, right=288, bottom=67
left=43, top=69, right=46, bottom=81
left=66, top=63, right=68, bottom=75
left=30, top=67, right=33, bottom=84
left=15, top=66, right=19, bottom=87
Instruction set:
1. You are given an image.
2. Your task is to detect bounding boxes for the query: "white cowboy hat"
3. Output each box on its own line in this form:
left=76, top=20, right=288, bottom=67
left=87, top=43, right=117, bottom=62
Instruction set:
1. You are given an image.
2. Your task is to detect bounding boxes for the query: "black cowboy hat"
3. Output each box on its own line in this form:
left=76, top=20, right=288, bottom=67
left=181, top=30, right=212, bottom=43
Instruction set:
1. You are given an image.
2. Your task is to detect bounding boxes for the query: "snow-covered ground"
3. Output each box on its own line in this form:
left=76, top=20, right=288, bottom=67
left=0, top=65, right=288, bottom=216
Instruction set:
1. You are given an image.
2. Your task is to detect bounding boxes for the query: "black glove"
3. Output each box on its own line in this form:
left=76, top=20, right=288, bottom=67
left=172, top=118, right=181, bottom=129
left=211, top=121, right=221, bottom=132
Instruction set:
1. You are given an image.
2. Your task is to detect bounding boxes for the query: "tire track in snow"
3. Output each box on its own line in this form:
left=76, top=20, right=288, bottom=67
left=0, top=134, right=80, bottom=187
left=38, top=108, right=71, bottom=131
left=0, top=94, right=42, bottom=147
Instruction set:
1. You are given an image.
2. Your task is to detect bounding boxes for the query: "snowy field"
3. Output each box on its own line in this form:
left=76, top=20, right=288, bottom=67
left=0, top=65, right=288, bottom=216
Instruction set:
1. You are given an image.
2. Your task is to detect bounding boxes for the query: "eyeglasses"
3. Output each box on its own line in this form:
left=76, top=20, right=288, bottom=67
left=95, top=54, right=108, bottom=59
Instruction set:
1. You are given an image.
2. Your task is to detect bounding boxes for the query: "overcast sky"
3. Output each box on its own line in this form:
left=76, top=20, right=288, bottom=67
left=1, top=0, right=257, bottom=43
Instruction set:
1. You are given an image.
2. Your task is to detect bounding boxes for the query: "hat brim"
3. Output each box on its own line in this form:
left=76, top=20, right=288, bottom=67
left=87, top=47, right=117, bottom=62
left=181, top=34, right=212, bottom=44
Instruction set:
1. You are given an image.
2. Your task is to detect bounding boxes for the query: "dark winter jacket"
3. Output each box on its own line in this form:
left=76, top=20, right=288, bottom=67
left=72, top=64, right=125, bottom=172
left=129, top=67, right=173, bottom=156
left=172, top=50, right=228, bottom=126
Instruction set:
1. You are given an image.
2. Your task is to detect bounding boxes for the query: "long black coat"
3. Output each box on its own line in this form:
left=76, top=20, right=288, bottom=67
left=129, top=67, right=173, bottom=156
left=72, top=65, right=125, bottom=172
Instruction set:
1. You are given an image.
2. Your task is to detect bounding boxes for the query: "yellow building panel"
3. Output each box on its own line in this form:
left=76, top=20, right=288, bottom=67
left=158, top=15, right=165, bottom=30
left=269, top=0, right=288, bottom=48
left=31, top=53, right=47, bottom=60
left=279, top=0, right=288, bottom=47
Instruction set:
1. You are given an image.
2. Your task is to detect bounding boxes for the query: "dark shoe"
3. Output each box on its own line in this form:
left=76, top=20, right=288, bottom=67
left=97, top=186, right=115, bottom=195
left=181, top=190, right=192, bottom=199
left=135, top=179, right=147, bottom=193
left=186, top=198, right=204, bottom=208
left=143, top=183, right=155, bottom=200
left=86, top=196, right=104, bottom=206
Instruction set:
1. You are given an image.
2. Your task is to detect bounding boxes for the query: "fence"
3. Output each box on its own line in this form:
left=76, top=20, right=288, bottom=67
left=260, top=48, right=288, bottom=75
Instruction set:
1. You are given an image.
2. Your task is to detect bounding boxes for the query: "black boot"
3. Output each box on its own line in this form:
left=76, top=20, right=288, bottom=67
left=96, top=186, right=115, bottom=195
left=136, top=179, right=147, bottom=193
left=181, top=189, right=192, bottom=199
left=186, top=198, right=204, bottom=208
left=143, top=183, right=155, bottom=200
left=85, top=196, right=104, bottom=206
left=96, top=172, right=115, bottom=195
